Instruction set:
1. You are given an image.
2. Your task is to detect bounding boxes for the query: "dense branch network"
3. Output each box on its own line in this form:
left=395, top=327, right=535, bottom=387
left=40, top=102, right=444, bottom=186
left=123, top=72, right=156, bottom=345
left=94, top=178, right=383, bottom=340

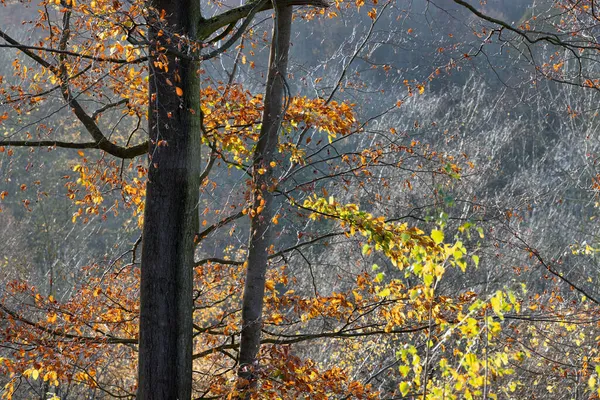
left=0, top=0, right=328, bottom=160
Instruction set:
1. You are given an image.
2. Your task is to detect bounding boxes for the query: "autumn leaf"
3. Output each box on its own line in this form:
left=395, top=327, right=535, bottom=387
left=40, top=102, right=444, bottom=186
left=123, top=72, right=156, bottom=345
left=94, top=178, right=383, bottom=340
left=265, top=280, right=275, bottom=291
left=399, top=382, right=410, bottom=396
left=431, top=229, right=444, bottom=245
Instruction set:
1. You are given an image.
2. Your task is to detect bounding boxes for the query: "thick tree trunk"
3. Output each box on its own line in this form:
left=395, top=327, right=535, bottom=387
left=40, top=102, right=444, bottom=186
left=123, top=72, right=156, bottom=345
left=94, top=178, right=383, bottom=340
left=237, top=5, right=293, bottom=394
left=138, top=1, right=202, bottom=398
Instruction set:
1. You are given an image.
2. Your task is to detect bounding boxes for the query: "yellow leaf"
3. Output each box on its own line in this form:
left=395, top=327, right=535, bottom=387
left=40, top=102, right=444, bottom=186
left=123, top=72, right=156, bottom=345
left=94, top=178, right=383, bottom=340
left=431, top=229, right=444, bottom=245
left=271, top=313, right=283, bottom=323
left=490, top=291, right=504, bottom=319
left=399, top=382, right=410, bottom=396
left=265, top=280, right=275, bottom=291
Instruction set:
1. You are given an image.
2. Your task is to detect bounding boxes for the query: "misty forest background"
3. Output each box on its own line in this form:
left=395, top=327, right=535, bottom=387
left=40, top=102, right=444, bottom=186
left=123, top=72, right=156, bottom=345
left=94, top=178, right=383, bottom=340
left=2, top=0, right=600, bottom=398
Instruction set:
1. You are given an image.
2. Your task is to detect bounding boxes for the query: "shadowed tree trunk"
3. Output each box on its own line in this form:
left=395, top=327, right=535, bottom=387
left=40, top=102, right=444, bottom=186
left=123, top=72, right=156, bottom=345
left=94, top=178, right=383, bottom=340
left=138, top=0, right=202, bottom=398
left=0, top=0, right=324, bottom=397
left=237, top=4, right=293, bottom=395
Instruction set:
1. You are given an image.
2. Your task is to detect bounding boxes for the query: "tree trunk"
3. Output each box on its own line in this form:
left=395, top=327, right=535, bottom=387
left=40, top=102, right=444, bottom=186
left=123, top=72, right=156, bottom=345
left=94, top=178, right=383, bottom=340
left=237, top=5, right=293, bottom=394
left=138, top=1, right=202, bottom=398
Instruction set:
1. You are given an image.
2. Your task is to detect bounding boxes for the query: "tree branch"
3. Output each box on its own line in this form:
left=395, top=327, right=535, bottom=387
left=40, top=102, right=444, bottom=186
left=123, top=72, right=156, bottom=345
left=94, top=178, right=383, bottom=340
left=0, top=140, right=136, bottom=152
left=92, top=98, right=130, bottom=120
left=0, top=27, right=148, bottom=159
left=198, top=0, right=329, bottom=41
left=0, top=29, right=55, bottom=71
left=453, top=0, right=599, bottom=50
left=0, top=304, right=136, bottom=345
left=0, top=34, right=146, bottom=65
left=197, top=211, right=245, bottom=241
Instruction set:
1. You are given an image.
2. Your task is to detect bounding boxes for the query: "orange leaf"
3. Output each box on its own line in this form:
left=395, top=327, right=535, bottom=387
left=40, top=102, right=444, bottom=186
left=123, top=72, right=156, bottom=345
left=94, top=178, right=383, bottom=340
left=176, top=87, right=183, bottom=96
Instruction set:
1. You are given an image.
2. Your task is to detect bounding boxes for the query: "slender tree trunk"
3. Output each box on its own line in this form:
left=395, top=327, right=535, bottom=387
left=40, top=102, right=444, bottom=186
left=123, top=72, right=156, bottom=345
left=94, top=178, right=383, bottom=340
left=138, top=1, right=202, bottom=398
left=237, top=5, right=293, bottom=394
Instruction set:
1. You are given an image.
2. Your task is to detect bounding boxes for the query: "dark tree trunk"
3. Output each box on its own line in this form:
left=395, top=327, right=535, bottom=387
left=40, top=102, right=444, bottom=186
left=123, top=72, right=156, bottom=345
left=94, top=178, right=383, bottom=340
left=138, top=1, right=202, bottom=398
left=237, top=4, right=293, bottom=394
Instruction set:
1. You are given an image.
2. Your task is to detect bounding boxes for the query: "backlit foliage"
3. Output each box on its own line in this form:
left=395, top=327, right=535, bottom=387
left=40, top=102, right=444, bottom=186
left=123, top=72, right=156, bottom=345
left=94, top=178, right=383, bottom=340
left=3, top=0, right=600, bottom=399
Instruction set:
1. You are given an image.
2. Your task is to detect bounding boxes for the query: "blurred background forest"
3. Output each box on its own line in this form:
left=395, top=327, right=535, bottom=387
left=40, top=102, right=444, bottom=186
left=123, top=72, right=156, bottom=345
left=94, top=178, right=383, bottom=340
left=2, top=0, right=600, bottom=398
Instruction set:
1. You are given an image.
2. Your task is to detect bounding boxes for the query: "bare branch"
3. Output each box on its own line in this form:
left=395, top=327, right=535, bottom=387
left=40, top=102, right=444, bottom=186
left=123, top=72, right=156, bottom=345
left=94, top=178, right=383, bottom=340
left=92, top=99, right=130, bottom=120
left=196, top=211, right=245, bottom=241
left=453, top=0, right=600, bottom=51
left=198, top=0, right=329, bottom=41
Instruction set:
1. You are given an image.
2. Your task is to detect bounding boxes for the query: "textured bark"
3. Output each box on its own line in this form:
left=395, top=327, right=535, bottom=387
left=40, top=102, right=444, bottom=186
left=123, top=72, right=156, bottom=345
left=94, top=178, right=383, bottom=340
left=237, top=5, right=293, bottom=393
left=137, top=1, right=202, bottom=398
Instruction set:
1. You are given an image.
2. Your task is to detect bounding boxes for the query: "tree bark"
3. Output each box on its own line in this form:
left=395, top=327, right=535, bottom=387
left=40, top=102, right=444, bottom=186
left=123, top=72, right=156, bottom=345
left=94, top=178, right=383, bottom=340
left=237, top=4, right=293, bottom=394
left=138, top=1, right=202, bottom=398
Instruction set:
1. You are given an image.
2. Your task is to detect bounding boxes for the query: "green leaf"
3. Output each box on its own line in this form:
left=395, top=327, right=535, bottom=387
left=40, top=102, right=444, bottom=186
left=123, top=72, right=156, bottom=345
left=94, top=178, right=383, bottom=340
left=464, top=353, right=479, bottom=371
left=431, top=229, right=444, bottom=245
left=362, top=244, right=371, bottom=255
left=476, top=227, right=484, bottom=238
left=409, top=288, right=419, bottom=300
left=453, top=249, right=463, bottom=261
left=458, top=222, right=472, bottom=233
left=472, top=254, right=480, bottom=267
left=398, top=365, right=410, bottom=377
left=399, top=382, right=410, bottom=396
left=423, top=273, right=434, bottom=287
